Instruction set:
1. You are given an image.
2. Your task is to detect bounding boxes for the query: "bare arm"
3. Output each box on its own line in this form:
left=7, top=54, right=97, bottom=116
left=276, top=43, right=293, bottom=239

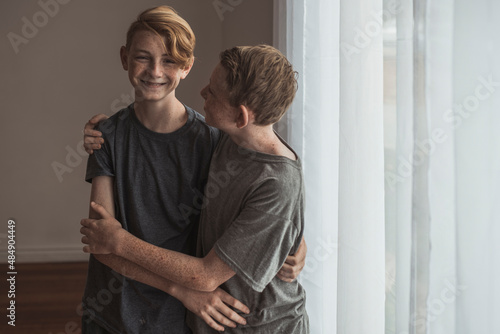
left=95, top=253, right=248, bottom=330
left=81, top=202, right=235, bottom=292
left=84, top=117, right=305, bottom=283
left=119, top=237, right=235, bottom=293
left=85, top=177, right=248, bottom=329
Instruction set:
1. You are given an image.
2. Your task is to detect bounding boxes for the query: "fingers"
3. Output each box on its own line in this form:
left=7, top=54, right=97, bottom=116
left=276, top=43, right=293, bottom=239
left=196, top=289, right=249, bottom=331
left=80, top=219, right=92, bottom=228
left=277, top=272, right=294, bottom=283
left=206, top=307, right=238, bottom=329
left=90, top=201, right=112, bottom=219
left=83, top=131, right=104, bottom=155
left=200, top=313, right=226, bottom=332
left=90, top=114, right=109, bottom=124
left=297, top=236, right=307, bottom=256
left=84, top=114, right=108, bottom=131
left=83, top=115, right=106, bottom=155
left=277, top=262, right=302, bottom=282
left=280, top=237, right=307, bottom=282
left=284, top=254, right=299, bottom=266
left=81, top=236, right=89, bottom=245
left=218, top=290, right=250, bottom=315
left=277, top=264, right=295, bottom=280
left=84, top=128, right=103, bottom=137
left=280, top=262, right=296, bottom=275
left=217, top=305, right=247, bottom=326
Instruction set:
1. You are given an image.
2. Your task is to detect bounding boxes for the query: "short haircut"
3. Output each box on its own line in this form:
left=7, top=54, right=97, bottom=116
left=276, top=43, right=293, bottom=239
left=219, top=45, right=298, bottom=125
left=126, top=6, right=195, bottom=69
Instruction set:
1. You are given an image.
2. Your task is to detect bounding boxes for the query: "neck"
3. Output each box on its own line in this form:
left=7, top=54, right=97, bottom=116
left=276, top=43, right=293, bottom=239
left=134, top=96, right=187, bottom=133
left=228, top=125, right=296, bottom=160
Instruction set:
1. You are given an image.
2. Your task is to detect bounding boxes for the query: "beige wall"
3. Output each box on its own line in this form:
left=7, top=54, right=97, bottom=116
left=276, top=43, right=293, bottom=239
left=0, top=0, right=272, bottom=262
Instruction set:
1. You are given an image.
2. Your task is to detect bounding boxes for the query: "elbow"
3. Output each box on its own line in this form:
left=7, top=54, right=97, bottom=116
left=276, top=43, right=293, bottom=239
left=204, top=278, right=219, bottom=292
left=190, top=276, right=218, bottom=292
left=187, top=269, right=219, bottom=291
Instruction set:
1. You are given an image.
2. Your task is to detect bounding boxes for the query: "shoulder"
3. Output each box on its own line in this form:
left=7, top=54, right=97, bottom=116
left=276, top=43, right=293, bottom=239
left=95, top=106, right=132, bottom=140
left=260, top=165, right=303, bottom=197
left=246, top=163, right=304, bottom=212
left=185, top=105, right=221, bottom=148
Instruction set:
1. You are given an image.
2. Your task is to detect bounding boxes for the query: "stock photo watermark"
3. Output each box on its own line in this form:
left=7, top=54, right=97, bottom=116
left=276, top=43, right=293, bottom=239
left=47, top=269, right=132, bottom=334
left=212, top=0, right=244, bottom=21
left=51, top=88, right=135, bottom=183
left=6, top=0, right=72, bottom=54
left=341, top=0, right=402, bottom=62
left=386, top=74, right=500, bottom=188
left=398, top=277, right=467, bottom=333
left=178, top=146, right=256, bottom=222
left=300, top=235, right=337, bottom=286
left=6, top=219, right=17, bottom=327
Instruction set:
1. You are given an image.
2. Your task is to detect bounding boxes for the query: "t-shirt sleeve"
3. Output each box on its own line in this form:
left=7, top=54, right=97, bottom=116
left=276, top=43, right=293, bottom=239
left=214, top=178, right=301, bottom=292
left=85, top=122, right=115, bottom=183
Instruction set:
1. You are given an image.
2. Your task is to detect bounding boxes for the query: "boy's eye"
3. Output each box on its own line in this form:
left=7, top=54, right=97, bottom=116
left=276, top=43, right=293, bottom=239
left=136, top=56, right=148, bottom=61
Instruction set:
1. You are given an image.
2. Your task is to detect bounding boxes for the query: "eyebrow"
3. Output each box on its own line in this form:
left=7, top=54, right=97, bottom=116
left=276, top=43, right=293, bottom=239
left=135, top=49, right=171, bottom=57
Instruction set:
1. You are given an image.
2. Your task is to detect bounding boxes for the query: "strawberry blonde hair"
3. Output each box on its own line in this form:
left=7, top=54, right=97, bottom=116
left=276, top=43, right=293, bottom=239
left=125, top=6, right=195, bottom=69
left=219, top=45, right=298, bottom=125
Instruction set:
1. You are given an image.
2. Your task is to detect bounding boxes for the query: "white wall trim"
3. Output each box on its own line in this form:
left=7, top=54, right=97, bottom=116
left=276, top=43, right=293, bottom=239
left=1, top=244, right=89, bottom=263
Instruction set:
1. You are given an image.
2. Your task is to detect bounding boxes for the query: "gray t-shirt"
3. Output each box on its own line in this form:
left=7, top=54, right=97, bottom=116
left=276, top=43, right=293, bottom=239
left=84, top=104, right=220, bottom=334
left=187, top=133, right=309, bottom=333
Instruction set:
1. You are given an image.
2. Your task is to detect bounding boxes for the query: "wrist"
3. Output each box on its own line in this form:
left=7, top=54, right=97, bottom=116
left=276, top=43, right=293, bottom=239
left=168, top=282, right=185, bottom=299
left=113, top=228, right=128, bottom=256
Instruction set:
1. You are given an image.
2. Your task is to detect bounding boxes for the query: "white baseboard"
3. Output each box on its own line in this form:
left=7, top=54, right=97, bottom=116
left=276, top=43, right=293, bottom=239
left=0, top=245, right=89, bottom=263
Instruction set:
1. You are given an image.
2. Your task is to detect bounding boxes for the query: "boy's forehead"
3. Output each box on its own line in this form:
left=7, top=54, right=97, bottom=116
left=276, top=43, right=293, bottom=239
left=129, top=30, right=168, bottom=52
left=212, top=64, right=230, bottom=94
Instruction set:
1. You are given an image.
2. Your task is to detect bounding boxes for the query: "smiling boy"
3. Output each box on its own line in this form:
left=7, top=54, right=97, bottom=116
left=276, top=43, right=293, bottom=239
left=82, top=6, right=242, bottom=334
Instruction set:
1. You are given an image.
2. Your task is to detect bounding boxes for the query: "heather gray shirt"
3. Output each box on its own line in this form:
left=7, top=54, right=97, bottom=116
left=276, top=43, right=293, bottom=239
left=84, top=104, right=220, bottom=334
left=187, top=133, right=309, bottom=333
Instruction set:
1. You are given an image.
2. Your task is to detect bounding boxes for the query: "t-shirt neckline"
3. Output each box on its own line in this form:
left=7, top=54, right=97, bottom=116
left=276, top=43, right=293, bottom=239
left=129, top=103, right=195, bottom=142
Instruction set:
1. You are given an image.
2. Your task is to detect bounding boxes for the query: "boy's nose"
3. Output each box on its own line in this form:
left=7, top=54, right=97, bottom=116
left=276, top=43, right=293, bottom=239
left=149, top=61, right=163, bottom=77
left=200, top=86, right=208, bottom=99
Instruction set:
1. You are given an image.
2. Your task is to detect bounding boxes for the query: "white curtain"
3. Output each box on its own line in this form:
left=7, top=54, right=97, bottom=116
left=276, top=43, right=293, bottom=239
left=390, top=0, right=500, bottom=332
left=386, top=0, right=500, bottom=333
left=275, top=0, right=500, bottom=333
left=274, top=0, right=386, bottom=333
left=453, top=0, right=500, bottom=333
left=426, top=0, right=457, bottom=333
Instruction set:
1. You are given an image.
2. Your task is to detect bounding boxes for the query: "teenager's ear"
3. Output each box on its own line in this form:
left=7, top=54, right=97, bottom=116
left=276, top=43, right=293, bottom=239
left=236, top=105, right=253, bottom=129
left=180, top=58, right=194, bottom=79
left=120, top=46, right=129, bottom=71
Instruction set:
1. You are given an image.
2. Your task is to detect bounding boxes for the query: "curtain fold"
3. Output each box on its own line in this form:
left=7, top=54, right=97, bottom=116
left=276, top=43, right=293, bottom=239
left=453, top=0, right=500, bottom=333
left=338, top=0, right=386, bottom=333
left=274, top=1, right=340, bottom=333
left=276, top=0, right=500, bottom=333
left=275, top=0, right=386, bottom=333
left=384, top=0, right=415, bottom=333
left=425, top=0, right=457, bottom=333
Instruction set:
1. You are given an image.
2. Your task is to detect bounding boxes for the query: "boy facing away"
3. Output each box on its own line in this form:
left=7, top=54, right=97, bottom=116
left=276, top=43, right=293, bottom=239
left=82, top=44, right=309, bottom=333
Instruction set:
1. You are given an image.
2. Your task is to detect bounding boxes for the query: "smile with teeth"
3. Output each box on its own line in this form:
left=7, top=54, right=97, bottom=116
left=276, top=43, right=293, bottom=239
left=141, top=80, right=166, bottom=88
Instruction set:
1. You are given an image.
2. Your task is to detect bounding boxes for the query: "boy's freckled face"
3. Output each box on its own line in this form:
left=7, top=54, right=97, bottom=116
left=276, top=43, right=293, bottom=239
left=200, top=64, right=236, bottom=130
left=121, top=30, right=191, bottom=102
